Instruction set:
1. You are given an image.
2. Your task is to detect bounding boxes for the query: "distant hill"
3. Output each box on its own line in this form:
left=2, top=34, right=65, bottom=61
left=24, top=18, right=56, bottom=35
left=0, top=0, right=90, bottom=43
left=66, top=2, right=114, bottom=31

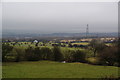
left=2, top=31, right=118, bottom=38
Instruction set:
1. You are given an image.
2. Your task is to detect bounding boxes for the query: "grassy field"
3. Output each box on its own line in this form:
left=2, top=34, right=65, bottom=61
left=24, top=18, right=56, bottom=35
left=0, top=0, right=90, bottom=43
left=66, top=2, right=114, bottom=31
left=72, top=42, right=89, bottom=45
left=2, top=61, right=119, bottom=78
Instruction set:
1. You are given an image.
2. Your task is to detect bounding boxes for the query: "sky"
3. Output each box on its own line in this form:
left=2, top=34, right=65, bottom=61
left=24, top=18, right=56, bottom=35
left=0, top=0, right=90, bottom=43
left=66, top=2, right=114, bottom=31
left=2, top=2, right=118, bottom=34
left=1, top=0, right=119, bottom=2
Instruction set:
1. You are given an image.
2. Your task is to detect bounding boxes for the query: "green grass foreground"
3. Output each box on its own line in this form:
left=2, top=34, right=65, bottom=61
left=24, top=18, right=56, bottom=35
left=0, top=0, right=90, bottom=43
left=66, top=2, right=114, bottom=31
left=2, top=61, right=119, bottom=78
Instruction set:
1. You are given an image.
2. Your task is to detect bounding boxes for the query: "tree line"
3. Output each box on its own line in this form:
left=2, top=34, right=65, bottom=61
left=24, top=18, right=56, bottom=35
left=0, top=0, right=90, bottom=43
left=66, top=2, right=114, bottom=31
left=2, top=39, right=120, bottom=66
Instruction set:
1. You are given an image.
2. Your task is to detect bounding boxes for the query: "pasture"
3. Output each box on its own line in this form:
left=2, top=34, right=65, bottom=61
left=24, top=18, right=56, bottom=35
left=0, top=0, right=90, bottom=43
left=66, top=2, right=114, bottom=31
left=2, top=61, right=119, bottom=78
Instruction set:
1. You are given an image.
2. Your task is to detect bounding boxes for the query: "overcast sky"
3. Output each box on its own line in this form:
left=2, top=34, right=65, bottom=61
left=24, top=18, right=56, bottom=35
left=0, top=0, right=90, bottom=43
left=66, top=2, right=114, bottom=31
left=2, top=2, right=118, bottom=33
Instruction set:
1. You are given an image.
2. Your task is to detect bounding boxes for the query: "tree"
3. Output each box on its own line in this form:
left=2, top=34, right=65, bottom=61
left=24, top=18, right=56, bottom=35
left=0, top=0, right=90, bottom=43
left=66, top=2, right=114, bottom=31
left=33, top=47, right=42, bottom=60
left=40, top=47, right=53, bottom=60
left=64, top=50, right=74, bottom=62
left=72, top=50, right=86, bottom=62
left=118, top=38, right=120, bottom=66
left=35, top=42, right=39, bottom=47
left=25, top=47, right=41, bottom=61
left=14, top=48, right=25, bottom=62
left=2, top=43, right=13, bottom=62
left=89, top=39, right=106, bottom=57
left=98, top=46, right=118, bottom=66
left=53, top=46, right=64, bottom=61
left=68, top=43, right=73, bottom=47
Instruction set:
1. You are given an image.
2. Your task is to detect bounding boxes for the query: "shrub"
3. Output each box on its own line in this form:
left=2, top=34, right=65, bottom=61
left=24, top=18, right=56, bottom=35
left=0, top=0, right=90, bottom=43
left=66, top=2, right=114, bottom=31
left=64, top=50, right=75, bottom=62
left=40, top=47, right=54, bottom=60
left=2, top=43, right=13, bottom=62
left=72, top=50, right=86, bottom=63
left=98, top=46, right=118, bottom=66
left=89, top=39, right=106, bottom=57
left=25, top=47, right=41, bottom=61
left=14, top=48, right=25, bottom=62
left=52, top=46, right=64, bottom=61
left=11, top=48, right=24, bottom=62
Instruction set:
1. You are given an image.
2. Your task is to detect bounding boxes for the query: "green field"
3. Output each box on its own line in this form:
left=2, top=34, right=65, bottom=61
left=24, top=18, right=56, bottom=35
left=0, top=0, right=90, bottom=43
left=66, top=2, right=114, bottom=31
left=2, top=61, right=119, bottom=78
left=72, top=42, right=89, bottom=45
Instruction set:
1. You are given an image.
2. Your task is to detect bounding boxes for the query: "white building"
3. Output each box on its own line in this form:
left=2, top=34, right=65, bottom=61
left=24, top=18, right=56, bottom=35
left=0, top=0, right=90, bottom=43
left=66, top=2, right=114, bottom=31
left=33, top=40, right=38, bottom=43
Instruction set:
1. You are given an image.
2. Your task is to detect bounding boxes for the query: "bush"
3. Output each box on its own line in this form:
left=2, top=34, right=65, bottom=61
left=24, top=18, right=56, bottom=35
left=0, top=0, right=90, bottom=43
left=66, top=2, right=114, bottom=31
left=25, top=47, right=41, bottom=61
left=4, top=47, right=30, bottom=62
left=2, top=43, right=13, bottom=62
left=13, top=48, right=26, bottom=62
left=72, top=50, right=86, bottom=63
left=64, top=50, right=75, bottom=62
left=40, top=47, right=54, bottom=60
left=98, top=46, right=118, bottom=66
left=52, top=46, right=64, bottom=61
left=89, top=39, right=106, bottom=57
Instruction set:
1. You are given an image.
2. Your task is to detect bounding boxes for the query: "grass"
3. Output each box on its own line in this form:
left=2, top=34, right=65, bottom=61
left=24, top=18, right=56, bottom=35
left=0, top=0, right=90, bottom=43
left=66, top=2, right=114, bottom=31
left=2, top=61, right=119, bottom=78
